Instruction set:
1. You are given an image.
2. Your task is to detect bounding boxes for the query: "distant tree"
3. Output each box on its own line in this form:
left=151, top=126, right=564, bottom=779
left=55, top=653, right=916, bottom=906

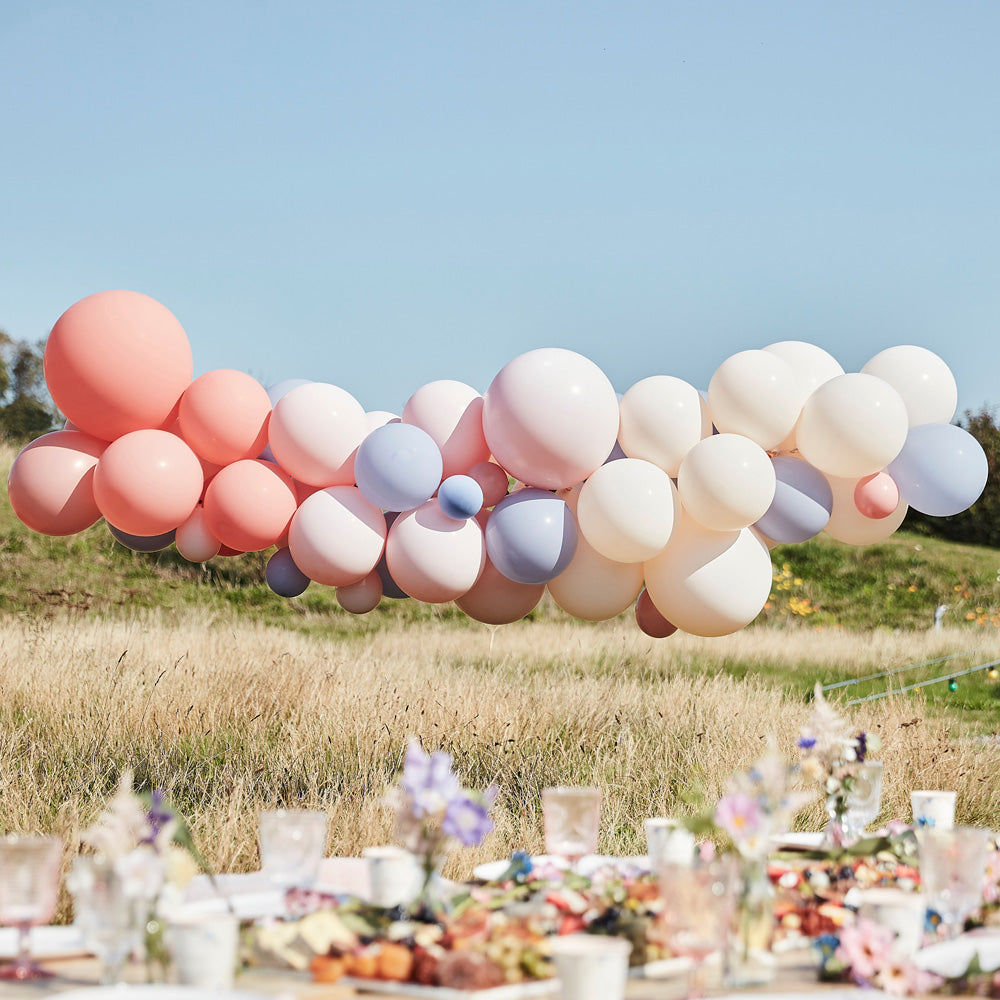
left=0, top=332, right=58, bottom=443
left=904, top=406, right=1000, bottom=548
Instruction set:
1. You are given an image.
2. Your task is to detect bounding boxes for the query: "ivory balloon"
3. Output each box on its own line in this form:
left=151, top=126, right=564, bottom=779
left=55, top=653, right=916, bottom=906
left=643, top=514, right=773, bottom=638
left=677, top=434, right=776, bottom=532
left=861, top=346, right=958, bottom=427
left=178, top=369, right=271, bottom=466
left=796, top=373, right=909, bottom=479
left=548, top=529, right=644, bottom=621
left=618, top=376, right=711, bottom=476
left=707, top=350, right=804, bottom=450
left=763, top=341, right=844, bottom=396
left=337, top=571, right=384, bottom=614
left=824, top=475, right=908, bottom=544
left=203, top=459, right=298, bottom=552
left=576, top=458, right=679, bottom=563
left=175, top=505, right=222, bottom=562
left=402, top=380, right=491, bottom=479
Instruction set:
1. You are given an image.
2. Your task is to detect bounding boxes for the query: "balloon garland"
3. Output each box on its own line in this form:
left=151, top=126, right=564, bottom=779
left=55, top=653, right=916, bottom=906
left=6, top=290, right=989, bottom=638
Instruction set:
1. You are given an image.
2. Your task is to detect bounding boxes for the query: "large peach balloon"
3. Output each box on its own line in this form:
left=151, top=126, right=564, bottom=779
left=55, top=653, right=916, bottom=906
left=7, top=430, right=108, bottom=535
left=643, top=514, right=773, bottom=638
left=824, top=474, right=908, bottom=544
left=203, top=459, right=297, bottom=552
left=175, top=505, right=221, bottom=562
left=386, top=501, right=486, bottom=604
left=402, top=380, right=491, bottom=479
left=44, top=290, right=193, bottom=441
left=178, top=369, right=271, bottom=466
left=287, top=486, right=386, bottom=586
left=548, top=528, right=644, bottom=621
left=268, top=382, right=367, bottom=487
left=93, top=429, right=203, bottom=536
left=456, top=553, right=545, bottom=625
left=861, top=346, right=958, bottom=427
left=482, top=348, right=620, bottom=490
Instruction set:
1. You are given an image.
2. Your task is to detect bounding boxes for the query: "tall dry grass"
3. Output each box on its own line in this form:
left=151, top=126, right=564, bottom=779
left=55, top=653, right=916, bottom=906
left=2, top=608, right=999, bottom=903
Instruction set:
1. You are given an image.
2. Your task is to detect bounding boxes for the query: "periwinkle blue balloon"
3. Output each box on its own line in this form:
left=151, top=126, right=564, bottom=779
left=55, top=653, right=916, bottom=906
left=355, top=422, right=444, bottom=512
left=108, top=525, right=176, bottom=552
left=485, top=488, right=578, bottom=585
left=888, top=423, right=988, bottom=517
left=754, top=457, right=833, bottom=543
left=438, top=475, right=484, bottom=520
left=265, top=546, right=310, bottom=598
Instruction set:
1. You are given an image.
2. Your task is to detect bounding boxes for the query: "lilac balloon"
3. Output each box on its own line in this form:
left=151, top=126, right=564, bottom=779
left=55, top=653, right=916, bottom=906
left=888, top=423, right=988, bottom=517
left=485, top=488, right=578, bottom=584
left=265, top=546, right=310, bottom=598
left=108, top=524, right=176, bottom=552
left=438, top=475, right=484, bottom=521
left=754, top=457, right=833, bottom=543
left=355, top=423, right=443, bottom=512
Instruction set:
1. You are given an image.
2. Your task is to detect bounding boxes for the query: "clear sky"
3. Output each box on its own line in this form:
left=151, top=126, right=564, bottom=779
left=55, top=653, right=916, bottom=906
left=2, top=1, right=998, bottom=417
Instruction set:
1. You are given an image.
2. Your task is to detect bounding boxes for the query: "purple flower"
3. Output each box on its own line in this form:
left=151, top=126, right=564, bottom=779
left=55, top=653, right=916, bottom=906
left=143, top=789, right=174, bottom=848
left=401, top=740, right=460, bottom=818
left=797, top=736, right=817, bottom=750
left=442, top=794, right=494, bottom=846
left=856, top=732, right=868, bottom=762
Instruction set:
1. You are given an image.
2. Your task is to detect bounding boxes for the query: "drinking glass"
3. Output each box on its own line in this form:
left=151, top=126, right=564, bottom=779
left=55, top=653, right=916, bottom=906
left=0, top=835, right=63, bottom=981
left=911, top=789, right=956, bottom=830
left=67, top=854, right=133, bottom=985
left=542, top=786, right=602, bottom=870
left=258, top=809, right=328, bottom=889
left=917, top=825, right=989, bottom=938
left=843, top=761, right=883, bottom=842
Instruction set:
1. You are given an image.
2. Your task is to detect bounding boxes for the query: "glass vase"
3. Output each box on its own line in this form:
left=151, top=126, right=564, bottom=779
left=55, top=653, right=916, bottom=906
left=823, top=791, right=849, bottom=850
left=722, top=856, right=776, bottom=988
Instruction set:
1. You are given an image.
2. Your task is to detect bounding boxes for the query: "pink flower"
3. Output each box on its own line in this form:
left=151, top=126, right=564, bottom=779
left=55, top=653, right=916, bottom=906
left=877, top=961, right=945, bottom=997
left=835, top=918, right=896, bottom=982
left=983, top=850, right=1000, bottom=904
left=714, top=792, right=763, bottom=845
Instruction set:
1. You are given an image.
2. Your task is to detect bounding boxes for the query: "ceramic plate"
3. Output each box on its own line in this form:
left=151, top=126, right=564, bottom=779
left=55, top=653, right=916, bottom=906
left=472, top=855, right=645, bottom=882
left=0, top=924, right=87, bottom=959
left=56, top=989, right=266, bottom=999
left=342, top=977, right=560, bottom=998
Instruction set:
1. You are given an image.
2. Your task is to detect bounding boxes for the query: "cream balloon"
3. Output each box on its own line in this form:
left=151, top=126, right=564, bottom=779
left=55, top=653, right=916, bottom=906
left=861, top=346, right=958, bottom=427
left=402, top=380, right=491, bottom=479
left=618, top=375, right=712, bottom=476
left=824, top=474, right=908, bottom=544
left=796, top=373, right=909, bottom=479
left=763, top=341, right=845, bottom=452
left=643, top=513, right=773, bottom=638
left=707, top=350, right=805, bottom=449
left=548, top=530, right=644, bottom=621
left=576, top=458, right=680, bottom=563
left=677, top=434, right=776, bottom=532
left=337, top=571, right=384, bottom=614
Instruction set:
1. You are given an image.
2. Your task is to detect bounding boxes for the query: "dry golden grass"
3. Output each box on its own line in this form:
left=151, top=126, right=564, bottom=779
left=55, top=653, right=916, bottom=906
left=2, top=607, right=999, bottom=909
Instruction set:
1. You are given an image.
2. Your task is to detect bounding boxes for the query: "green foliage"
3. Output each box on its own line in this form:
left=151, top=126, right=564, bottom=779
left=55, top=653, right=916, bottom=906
left=0, top=332, right=57, bottom=443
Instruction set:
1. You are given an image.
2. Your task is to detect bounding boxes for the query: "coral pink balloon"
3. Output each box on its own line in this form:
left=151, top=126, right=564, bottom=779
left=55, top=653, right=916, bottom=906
left=7, top=430, right=108, bottom=535
left=854, top=472, right=900, bottom=520
left=93, top=429, right=203, bottom=536
left=288, top=486, right=386, bottom=586
left=457, top=553, right=544, bottom=625
left=635, top=589, right=677, bottom=638
left=175, top=505, right=222, bottom=562
left=402, top=380, right=491, bottom=479
left=203, top=459, right=297, bottom=552
left=482, top=348, right=620, bottom=490
left=386, top=500, right=486, bottom=604
left=337, top=571, right=384, bottom=614
left=178, top=369, right=271, bottom=466
left=44, top=290, right=193, bottom=441
left=468, top=461, right=510, bottom=508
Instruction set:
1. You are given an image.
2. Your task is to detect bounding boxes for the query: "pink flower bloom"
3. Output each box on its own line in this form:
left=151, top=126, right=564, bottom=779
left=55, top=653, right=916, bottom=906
left=835, top=918, right=896, bottom=982
left=982, top=850, right=1000, bottom=904
left=715, top=791, right=763, bottom=845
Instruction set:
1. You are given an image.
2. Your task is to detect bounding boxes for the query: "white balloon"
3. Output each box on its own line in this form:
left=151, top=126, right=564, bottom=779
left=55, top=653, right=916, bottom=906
left=402, top=380, right=491, bottom=479
left=677, top=434, right=777, bottom=532
left=577, top=458, right=680, bottom=563
left=707, top=350, right=805, bottom=449
left=618, top=375, right=712, bottom=476
left=861, top=346, right=958, bottom=427
left=796, top=373, right=909, bottom=479
left=824, top=474, right=908, bottom=544
left=763, top=342, right=846, bottom=452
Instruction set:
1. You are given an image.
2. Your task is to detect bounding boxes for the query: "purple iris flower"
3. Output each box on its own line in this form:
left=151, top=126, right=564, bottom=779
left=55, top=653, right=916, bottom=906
left=144, top=789, right=173, bottom=846
left=856, top=732, right=868, bottom=762
left=401, top=740, right=460, bottom=817
left=442, top=794, right=494, bottom=846
left=797, top=737, right=817, bottom=750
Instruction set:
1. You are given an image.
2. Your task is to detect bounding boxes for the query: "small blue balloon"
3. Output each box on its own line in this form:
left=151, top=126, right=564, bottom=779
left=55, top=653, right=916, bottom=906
left=754, top=457, right=833, bottom=543
left=438, top=475, right=484, bottom=520
left=355, top=423, right=443, bottom=512
left=485, top=488, right=578, bottom=585
left=265, top=547, right=310, bottom=598
left=888, top=423, right=988, bottom=517
left=108, top=524, right=176, bottom=552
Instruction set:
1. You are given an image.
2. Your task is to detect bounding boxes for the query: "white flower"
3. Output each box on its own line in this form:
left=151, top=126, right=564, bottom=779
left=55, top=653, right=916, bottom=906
left=114, top=847, right=165, bottom=900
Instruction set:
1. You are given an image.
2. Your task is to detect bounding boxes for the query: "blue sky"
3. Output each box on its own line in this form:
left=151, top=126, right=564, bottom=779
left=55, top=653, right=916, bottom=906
left=2, top=1, right=998, bottom=416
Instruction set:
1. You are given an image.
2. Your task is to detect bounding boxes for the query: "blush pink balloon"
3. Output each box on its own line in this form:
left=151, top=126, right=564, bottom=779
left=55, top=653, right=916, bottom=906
left=854, top=472, right=901, bottom=520
left=468, top=461, right=510, bottom=508
left=178, top=369, right=271, bottom=466
left=44, top=290, right=193, bottom=441
left=402, top=380, right=491, bottom=479
left=175, top=505, right=222, bottom=562
left=7, top=430, right=108, bottom=535
left=635, top=589, right=678, bottom=639
left=203, top=459, right=298, bottom=552
left=336, top=571, right=384, bottom=614
left=457, top=553, right=544, bottom=625
left=93, top=429, right=203, bottom=536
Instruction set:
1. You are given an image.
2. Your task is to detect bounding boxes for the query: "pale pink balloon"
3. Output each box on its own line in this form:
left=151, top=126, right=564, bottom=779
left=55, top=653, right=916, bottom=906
left=635, top=589, right=677, bottom=638
left=203, top=459, right=298, bottom=552
left=178, top=368, right=271, bottom=466
left=468, top=461, right=510, bottom=508
left=7, top=430, right=108, bottom=535
left=402, top=380, right=491, bottom=479
left=44, top=290, right=193, bottom=441
left=288, top=486, right=386, bottom=586
left=386, top=500, right=486, bottom=603
left=336, top=571, right=384, bottom=614
left=482, top=348, right=620, bottom=490
left=175, top=505, right=222, bottom=562
left=457, top=554, right=544, bottom=625
left=93, top=429, right=203, bottom=536
left=268, top=382, right=367, bottom=487
left=854, top=472, right=900, bottom=520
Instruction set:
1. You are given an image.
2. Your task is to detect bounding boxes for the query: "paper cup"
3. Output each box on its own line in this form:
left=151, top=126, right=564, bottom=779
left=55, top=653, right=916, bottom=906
left=644, top=817, right=695, bottom=869
left=170, top=913, right=239, bottom=989
left=363, top=845, right=424, bottom=908
left=910, top=790, right=956, bottom=830
left=855, top=887, right=926, bottom=957
left=550, top=933, right=631, bottom=1000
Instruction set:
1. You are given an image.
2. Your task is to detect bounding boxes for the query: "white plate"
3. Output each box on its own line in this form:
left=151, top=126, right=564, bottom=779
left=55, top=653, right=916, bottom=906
left=628, top=955, right=691, bottom=978
left=472, top=855, right=645, bottom=882
left=342, top=977, right=560, bottom=998
left=768, top=831, right=826, bottom=851
left=56, top=989, right=267, bottom=999
left=0, top=924, right=87, bottom=959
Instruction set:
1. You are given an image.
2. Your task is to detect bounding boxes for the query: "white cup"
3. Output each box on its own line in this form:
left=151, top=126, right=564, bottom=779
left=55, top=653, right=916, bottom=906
left=170, top=913, right=239, bottom=989
left=910, top=790, right=956, bottom=830
left=363, top=845, right=424, bottom=908
left=644, top=817, right=695, bottom=870
left=550, top=933, right=632, bottom=1000
left=855, top=888, right=926, bottom=957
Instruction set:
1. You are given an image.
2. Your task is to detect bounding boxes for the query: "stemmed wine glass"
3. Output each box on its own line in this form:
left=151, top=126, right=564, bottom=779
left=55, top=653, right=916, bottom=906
left=67, top=854, right=134, bottom=985
left=0, top=834, right=63, bottom=981
left=542, top=786, right=602, bottom=873
left=843, top=761, right=884, bottom=843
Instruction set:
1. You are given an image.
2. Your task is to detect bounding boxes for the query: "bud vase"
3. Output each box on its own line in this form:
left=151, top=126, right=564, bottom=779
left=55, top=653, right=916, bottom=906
left=722, top=856, right=776, bottom=988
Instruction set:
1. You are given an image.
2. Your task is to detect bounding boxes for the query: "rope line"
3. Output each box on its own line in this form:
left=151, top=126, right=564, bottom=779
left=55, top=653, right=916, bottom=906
left=821, top=647, right=991, bottom=692
left=844, top=656, right=1000, bottom=706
